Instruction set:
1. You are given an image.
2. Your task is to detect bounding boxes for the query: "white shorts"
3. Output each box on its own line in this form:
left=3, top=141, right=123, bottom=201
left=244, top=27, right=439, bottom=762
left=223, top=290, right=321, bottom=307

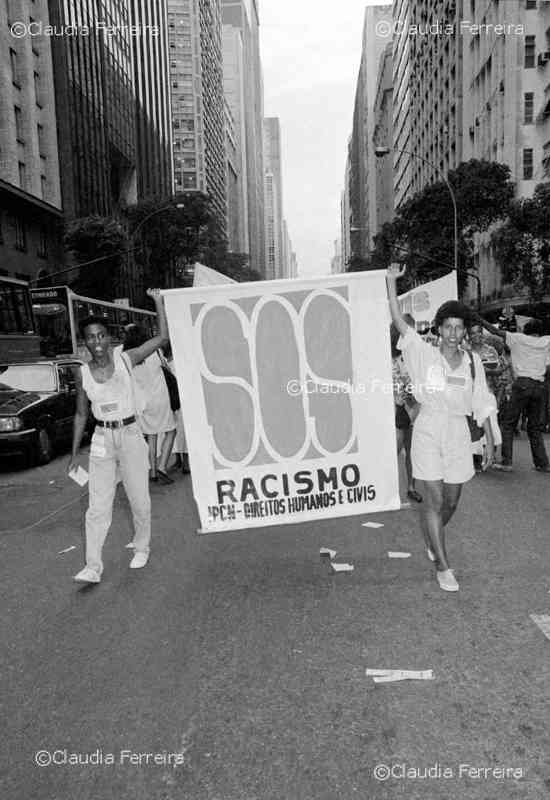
left=412, top=410, right=474, bottom=484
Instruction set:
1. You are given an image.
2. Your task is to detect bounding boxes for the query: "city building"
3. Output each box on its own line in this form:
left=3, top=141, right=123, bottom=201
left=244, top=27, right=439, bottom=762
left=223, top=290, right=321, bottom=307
left=48, top=0, right=137, bottom=219
left=406, top=0, right=463, bottom=196
left=348, top=4, right=392, bottom=262
left=131, top=0, right=173, bottom=200
left=168, top=0, right=227, bottom=242
left=391, top=0, right=412, bottom=209
left=372, top=43, right=394, bottom=234
left=222, top=23, right=249, bottom=253
left=221, top=0, right=265, bottom=276
left=340, top=142, right=352, bottom=270
left=0, top=0, right=63, bottom=281
left=263, top=117, right=284, bottom=279
left=461, top=0, right=550, bottom=313
left=224, top=98, right=241, bottom=251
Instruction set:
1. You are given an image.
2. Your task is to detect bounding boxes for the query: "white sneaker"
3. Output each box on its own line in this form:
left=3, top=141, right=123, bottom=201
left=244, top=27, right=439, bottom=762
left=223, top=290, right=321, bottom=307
left=129, top=552, right=149, bottom=569
left=427, top=547, right=436, bottom=562
left=125, top=542, right=135, bottom=549
left=73, top=566, right=101, bottom=583
left=436, top=569, right=459, bottom=592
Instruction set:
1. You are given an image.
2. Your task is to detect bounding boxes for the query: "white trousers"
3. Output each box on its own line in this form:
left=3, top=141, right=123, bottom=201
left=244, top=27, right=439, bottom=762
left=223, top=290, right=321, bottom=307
left=85, top=424, right=151, bottom=574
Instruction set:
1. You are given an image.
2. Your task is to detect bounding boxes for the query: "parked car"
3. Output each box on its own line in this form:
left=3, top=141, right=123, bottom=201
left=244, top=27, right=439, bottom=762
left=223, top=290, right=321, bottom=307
left=0, top=357, right=90, bottom=465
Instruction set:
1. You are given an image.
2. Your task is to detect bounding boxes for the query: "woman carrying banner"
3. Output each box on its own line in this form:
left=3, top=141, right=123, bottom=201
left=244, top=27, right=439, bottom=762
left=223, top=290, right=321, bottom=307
left=386, top=264, right=495, bottom=592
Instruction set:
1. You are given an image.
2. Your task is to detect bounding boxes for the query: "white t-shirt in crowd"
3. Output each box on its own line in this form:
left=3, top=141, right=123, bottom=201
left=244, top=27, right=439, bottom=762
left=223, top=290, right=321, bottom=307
left=505, top=332, right=550, bottom=382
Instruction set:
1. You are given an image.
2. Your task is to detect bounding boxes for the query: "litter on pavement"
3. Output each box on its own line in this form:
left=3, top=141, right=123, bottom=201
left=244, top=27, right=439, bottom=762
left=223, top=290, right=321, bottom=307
left=530, top=614, right=550, bottom=640
left=366, top=669, right=433, bottom=682
left=331, top=563, right=354, bottom=573
left=388, top=551, right=411, bottom=558
left=362, top=522, right=384, bottom=528
left=58, top=545, right=77, bottom=555
left=319, top=547, right=337, bottom=558
left=68, top=466, right=88, bottom=486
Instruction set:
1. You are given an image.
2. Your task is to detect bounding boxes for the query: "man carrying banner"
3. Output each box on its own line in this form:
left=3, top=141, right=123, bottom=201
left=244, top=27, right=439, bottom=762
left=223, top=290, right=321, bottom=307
left=387, top=264, right=494, bottom=592
left=68, top=288, right=169, bottom=584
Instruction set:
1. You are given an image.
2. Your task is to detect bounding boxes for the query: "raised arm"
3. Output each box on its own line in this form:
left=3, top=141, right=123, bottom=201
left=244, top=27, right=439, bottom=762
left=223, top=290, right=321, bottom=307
left=126, top=288, right=169, bottom=367
left=386, top=263, right=409, bottom=337
left=473, top=312, right=506, bottom=341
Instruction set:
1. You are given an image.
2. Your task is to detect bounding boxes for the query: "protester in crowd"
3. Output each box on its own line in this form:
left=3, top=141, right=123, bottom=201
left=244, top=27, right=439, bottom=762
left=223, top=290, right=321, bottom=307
left=475, top=315, right=550, bottom=472
left=391, top=318, right=422, bottom=503
left=387, top=264, right=495, bottom=592
left=163, top=343, right=190, bottom=474
left=467, top=321, right=503, bottom=470
left=123, top=324, right=176, bottom=484
left=68, top=288, right=168, bottom=584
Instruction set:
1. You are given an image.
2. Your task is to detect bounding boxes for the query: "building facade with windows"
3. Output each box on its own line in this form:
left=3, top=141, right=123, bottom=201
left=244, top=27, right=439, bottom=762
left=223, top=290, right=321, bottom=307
left=168, top=0, right=227, bottom=241
left=372, top=42, right=394, bottom=235
left=131, top=0, right=173, bottom=200
left=221, top=0, right=265, bottom=276
left=0, top=0, right=63, bottom=281
left=222, top=23, right=249, bottom=254
left=461, top=0, right=550, bottom=310
left=263, top=117, right=283, bottom=279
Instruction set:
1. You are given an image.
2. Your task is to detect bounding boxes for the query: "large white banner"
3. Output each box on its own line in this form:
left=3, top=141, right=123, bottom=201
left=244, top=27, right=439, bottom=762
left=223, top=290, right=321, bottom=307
left=163, top=272, right=400, bottom=533
left=398, top=271, right=458, bottom=329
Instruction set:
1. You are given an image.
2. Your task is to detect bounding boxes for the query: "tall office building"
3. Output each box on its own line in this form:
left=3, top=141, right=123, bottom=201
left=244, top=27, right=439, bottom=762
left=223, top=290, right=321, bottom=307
left=348, top=4, right=392, bottom=260
left=263, top=117, right=283, bottom=279
left=222, top=23, right=249, bottom=253
left=168, top=0, right=227, bottom=241
left=372, top=43, right=394, bottom=234
left=406, top=0, right=464, bottom=195
left=48, top=0, right=137, bottom=219
left=391, top=0, right=412, bottom=209
left=131, top=0, right=173, bottom=199
left=0, top=0, right=63, bottom=280
left=461, top=0, right=550, bottom=309
left=331, top=239, right=344, bottom=274
left=340, top=141, right=352, bottom=270
left=225, top=97, right=241, bottom=251
left=221, top=0, right=265, bottom=276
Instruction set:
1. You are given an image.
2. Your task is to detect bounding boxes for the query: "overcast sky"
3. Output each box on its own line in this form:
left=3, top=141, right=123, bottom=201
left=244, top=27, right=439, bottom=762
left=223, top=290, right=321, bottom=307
left=260, top=0, right=392, bottom=277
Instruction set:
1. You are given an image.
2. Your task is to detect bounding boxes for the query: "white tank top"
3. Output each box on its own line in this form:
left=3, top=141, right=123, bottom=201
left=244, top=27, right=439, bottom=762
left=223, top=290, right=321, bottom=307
left=81, top=350, right=135, bottom=421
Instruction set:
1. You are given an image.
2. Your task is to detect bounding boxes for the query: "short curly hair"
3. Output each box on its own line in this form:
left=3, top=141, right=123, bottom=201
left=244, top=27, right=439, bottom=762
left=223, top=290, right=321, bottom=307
left=433, top=300, right=473, bottom=331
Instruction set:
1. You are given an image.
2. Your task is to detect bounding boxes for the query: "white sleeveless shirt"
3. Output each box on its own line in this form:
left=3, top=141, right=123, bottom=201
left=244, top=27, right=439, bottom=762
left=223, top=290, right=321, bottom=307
left=81, top=350, right=135, bottom=422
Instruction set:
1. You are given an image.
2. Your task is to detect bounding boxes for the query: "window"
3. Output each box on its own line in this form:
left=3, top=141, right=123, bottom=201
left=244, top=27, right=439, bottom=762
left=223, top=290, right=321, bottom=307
left=37, top=225, right=48, bottom=258
left=10, top=49, right=19, bottom=86
left=34, top=71, right=42, bottom=106
left=18, top=161, right=26, bottom=189
left=524, top=92, right=535, bottom=123
left=526, top=0, right=537, bottom=8
left=40, top=175, right=47, bottom=200
left=37, top=123, right=46, bottom=155
left=523, top=148, right=534, bottom=178
left=525, top=35, right=536, bottom=67
left=11, top=215, right=27, bottom=251
left=183, top=174, right=196, bottom=189
left=14, top=106, right=23, bottom=142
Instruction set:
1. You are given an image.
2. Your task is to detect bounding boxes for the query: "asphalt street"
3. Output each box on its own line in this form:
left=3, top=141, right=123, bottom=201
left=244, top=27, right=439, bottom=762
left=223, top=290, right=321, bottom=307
left=1, top=438, right=550, bottom=800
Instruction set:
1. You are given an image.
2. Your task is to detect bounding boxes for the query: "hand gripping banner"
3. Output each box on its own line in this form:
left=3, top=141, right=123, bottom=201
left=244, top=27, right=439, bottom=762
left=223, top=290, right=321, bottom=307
left=162, top=271, right=400, bottom=533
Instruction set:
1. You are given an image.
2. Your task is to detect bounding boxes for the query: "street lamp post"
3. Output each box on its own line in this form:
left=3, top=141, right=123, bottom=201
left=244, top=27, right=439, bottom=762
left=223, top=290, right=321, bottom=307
left=127, top=202, right=185, bottom=301
left=374, top=146, right=458, bottom=273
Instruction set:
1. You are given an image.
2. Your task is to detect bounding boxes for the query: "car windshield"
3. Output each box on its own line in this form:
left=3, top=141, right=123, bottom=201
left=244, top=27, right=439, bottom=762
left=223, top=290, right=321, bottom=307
left=0, top=364, right=57, bottom=393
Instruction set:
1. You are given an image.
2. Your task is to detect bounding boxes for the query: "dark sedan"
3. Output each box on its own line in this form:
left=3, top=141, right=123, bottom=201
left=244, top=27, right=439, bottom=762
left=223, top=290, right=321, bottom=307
left=0, top=358, right=87, bottom=465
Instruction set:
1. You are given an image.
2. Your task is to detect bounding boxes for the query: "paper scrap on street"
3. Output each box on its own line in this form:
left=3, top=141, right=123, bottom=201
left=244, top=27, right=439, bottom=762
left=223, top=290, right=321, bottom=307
left=530, top=614, right=550, bottom=640
left=331, top=563, right=354, bottom=573
left=69, top=466, right=88, bottom=486
left=362, top=522, right=384, bottom=528
left=400, top=502, right=411, bottom=509
left=367, top=669, right=433, bottom=682
left=319, top=548, right=337, bottom=558
left=388, top=551, right=411, bottom=558
left=58, top=545, right=77, bottom=555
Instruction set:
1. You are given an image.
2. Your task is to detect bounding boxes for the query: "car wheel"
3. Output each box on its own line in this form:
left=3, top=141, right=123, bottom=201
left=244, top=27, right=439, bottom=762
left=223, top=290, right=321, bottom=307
left=35, top=427, right=54, bottom=465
